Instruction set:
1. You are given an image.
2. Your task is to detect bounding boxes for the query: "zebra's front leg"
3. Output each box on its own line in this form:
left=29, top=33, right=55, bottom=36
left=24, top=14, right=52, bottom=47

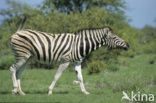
left=48, top=62, right=70, bottom=95
left=75, top=63, right=90, bottom=95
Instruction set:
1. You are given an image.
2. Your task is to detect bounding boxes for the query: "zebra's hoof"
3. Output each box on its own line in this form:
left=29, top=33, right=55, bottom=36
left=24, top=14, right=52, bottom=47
left=73, top=80, right=80, bottom=84
left=18, top=90, right=26, bottom=95
left=48, top=89, right=52, bottom=95
left=83, top=91, right=90, bottom=95
left=12, top=89, right=18, bottom=94
left=48, top=91, right=52, bottom=95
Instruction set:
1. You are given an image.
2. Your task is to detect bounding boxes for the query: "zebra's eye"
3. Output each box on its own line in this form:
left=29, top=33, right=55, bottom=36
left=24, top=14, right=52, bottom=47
left=103, top=34, right=107, bottom=38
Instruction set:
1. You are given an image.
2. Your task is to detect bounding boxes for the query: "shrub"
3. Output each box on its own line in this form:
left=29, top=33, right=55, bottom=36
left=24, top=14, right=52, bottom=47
left=87, top=61, right=106, bottom=74
left=0, top=55, right=15, bottom=70
left=107, top=59, right=120, bottom=71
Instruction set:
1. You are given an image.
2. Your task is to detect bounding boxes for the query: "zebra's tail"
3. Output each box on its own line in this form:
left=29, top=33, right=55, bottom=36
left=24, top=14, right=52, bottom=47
left=17, top=16, right=27, bottom=31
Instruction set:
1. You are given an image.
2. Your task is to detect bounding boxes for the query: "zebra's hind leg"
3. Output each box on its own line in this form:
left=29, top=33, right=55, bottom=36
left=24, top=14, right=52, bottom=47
left=9, top=56, right=30, bottom=95
left=9, top=64, right=18, bottom=94
left=16, top=61, right=27, bottom=95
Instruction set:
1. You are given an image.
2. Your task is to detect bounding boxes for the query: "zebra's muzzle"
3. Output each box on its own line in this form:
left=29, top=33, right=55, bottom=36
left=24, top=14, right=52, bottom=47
left=123, top=42, right=130, bottom=51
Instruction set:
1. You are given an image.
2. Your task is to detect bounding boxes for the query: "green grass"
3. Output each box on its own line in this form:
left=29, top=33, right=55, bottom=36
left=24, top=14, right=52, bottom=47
left=0, top=54, right=156, bottom=103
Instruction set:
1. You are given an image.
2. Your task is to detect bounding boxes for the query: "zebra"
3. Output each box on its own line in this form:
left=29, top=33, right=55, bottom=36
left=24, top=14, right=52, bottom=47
left=9, top=26, right=129, bottom=95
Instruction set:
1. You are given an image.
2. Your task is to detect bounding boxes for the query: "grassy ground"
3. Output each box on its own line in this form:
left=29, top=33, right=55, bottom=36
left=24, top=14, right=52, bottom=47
left=0, top=54, right=156, bottom=103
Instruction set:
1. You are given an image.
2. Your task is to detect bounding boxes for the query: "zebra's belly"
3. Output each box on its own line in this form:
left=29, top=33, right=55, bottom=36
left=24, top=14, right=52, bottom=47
left=32, top=50, right=72, bottom=63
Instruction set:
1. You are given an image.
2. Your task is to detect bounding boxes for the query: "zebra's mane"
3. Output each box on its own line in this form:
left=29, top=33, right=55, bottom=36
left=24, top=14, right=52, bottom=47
left=74, top=26, right=113, bottom=34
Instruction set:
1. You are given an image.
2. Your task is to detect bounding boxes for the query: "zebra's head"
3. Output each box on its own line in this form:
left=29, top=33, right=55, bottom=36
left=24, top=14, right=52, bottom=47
left=102, top=27, right=130, bottom=50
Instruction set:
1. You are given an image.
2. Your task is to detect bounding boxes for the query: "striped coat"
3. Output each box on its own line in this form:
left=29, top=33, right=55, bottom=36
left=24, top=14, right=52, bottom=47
left=12, top=27, right=126, bottom=63
left=9, top=27, right=129, bottom=95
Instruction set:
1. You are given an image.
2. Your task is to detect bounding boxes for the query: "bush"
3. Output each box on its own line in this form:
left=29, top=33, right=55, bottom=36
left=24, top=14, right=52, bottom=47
left=87, top=61, right=106, bottom=74
left=0, top=55, right=15, bottom=70
left=107, top=59, right=120, bottom=71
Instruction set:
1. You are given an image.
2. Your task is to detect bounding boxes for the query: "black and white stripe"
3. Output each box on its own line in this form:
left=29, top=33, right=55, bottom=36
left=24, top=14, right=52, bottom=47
left=11, top=27, right=129, bottom=62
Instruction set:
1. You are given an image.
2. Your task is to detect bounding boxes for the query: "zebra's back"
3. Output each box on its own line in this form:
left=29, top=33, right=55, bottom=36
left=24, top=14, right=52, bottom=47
left=11, top=29, right=75, bottom=63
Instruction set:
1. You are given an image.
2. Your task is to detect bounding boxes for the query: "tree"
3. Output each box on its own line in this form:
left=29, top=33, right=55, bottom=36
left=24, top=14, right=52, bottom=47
left=42, top=0, right=126, bottom=14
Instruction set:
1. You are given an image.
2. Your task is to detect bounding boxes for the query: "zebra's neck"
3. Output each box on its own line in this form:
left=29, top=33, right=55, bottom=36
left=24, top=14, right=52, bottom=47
left=76, top=29, right=106, bottom=57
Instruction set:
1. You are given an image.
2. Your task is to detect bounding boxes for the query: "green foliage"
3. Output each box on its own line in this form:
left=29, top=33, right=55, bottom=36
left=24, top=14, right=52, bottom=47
left=42, top=0, right=126, bottom=14
left=0, top=27, right=12, bottom=55
left=139, top=25, right=156, bottom=54
left=87, top=61, right=106, bottom=74
left=0, top=55, right=15, bottom=70
left=107, top=59, right=119, bottom=71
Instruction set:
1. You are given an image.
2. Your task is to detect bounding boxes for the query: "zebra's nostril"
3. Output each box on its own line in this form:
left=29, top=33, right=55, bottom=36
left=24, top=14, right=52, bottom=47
left=126, top=43, right=130, bottom=49
left=124, top=42, right=130, bottom=50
